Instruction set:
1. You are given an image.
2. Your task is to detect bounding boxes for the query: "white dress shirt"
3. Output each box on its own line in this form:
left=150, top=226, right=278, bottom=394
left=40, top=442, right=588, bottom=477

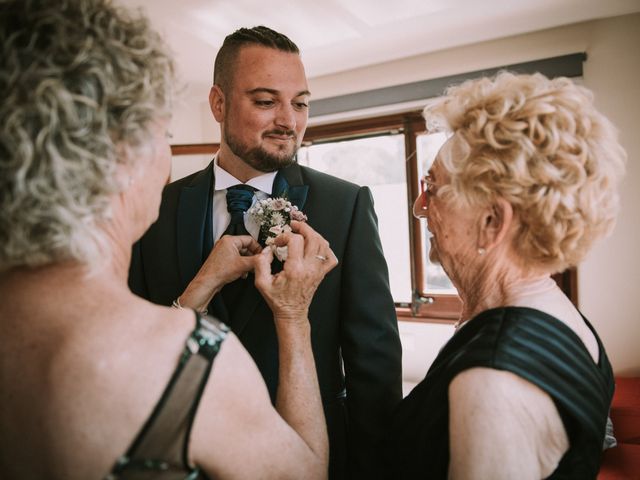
left=212, top=154, right=277, bottom=242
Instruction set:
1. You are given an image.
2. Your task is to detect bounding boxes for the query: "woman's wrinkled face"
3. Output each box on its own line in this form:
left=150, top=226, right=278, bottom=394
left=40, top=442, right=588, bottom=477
left=413, top=136, right=477, bottom=286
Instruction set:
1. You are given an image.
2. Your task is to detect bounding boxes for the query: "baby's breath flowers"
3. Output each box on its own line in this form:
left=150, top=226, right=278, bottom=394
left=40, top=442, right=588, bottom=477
left=247, top=197, right=308, bottom=261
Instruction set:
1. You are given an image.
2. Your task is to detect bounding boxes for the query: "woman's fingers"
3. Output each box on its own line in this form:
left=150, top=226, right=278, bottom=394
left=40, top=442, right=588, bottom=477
left=290, top=221, right=321, bottom=254
left=293, top=222, right=335, bottom=268
left=271, top=232, right=305, bottom=266
left=275, top=222, right=322, bottom=252
left=271, top=222, right=337, bottom=272
left=254, top=224, right=339, bottom=322
left=231, top=235, right=262, bottom=256
left=319, top=249, right=339, bottom=274
left=290, top=220, right=309, bottom=233
left=254, top=247, right=274, bottom=293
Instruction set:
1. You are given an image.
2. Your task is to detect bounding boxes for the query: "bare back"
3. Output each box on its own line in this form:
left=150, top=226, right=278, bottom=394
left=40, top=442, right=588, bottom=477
left=0, top=278, right=197, bottom=479
left=1, top=267, right=326, bottom=480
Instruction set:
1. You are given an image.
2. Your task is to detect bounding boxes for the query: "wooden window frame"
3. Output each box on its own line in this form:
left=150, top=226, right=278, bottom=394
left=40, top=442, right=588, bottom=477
left=171, top=143, right=219, bottom=156
left=305, top=112, right=468, bottom=321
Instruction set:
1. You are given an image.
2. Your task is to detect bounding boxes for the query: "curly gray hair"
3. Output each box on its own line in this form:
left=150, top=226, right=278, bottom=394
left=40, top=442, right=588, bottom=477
left=425, top=72, right=626, bottom=272
left=0, top=0, right=174, bottom=272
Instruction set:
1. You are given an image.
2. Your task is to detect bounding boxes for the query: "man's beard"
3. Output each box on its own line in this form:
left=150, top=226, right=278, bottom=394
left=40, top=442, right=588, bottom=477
left=224, top=127, right=299, bottom=173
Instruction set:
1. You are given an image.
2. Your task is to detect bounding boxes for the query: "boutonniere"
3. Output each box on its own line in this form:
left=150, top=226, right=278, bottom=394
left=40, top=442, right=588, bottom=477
left=247, top=197, right=308, bottom=261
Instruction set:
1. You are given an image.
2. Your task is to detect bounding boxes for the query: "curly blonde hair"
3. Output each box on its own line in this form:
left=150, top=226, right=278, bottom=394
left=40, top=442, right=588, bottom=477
left=0, top=0, right=174, bottom=272
left=425, top=72, right=626, bottom=272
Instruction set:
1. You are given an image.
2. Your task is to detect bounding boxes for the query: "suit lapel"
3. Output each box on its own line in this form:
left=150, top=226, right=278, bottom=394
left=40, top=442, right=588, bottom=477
left=176, top=161, right=230, bottom=323
left=273, top=163, right=309, bottom=210
left=231, top=163, right=309, bottom=336
left=176, top=163, right=211, bottom=288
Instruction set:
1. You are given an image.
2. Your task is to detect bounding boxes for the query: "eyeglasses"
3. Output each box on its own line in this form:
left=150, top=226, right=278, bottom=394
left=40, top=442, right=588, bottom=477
left=418, top=175, right=438, bottom=210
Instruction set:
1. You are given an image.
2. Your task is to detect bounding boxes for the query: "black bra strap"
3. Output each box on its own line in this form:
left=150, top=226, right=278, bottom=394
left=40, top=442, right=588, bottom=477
left=108, top=313, right=228, bottom=478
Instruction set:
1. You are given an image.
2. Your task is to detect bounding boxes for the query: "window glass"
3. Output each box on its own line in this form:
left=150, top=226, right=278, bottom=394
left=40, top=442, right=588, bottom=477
left=416, top=132, right=457, bottom=294
left=298, top=134, right=412, bottom=302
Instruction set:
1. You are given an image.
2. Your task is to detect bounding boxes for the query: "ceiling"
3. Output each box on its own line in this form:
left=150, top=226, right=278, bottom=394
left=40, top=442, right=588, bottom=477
left=122, top=0, right=640, bottom=92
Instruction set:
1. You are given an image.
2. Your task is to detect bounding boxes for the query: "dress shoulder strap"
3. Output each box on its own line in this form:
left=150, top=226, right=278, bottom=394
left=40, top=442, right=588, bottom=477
left=106, top=313, right=229, bottom=479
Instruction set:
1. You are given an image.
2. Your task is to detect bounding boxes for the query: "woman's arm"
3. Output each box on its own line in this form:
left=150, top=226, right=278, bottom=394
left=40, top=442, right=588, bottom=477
left=190, top=334, right=327, bottom=479
left=190, top=222, right=335, bottom=479
left=178, top=235, right=262, bottom=313
left=448, top=368, right=568, bottom=480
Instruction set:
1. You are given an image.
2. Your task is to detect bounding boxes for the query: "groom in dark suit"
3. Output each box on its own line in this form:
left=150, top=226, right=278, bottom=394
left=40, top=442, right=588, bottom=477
left=129, top=26, right=402, bottom=479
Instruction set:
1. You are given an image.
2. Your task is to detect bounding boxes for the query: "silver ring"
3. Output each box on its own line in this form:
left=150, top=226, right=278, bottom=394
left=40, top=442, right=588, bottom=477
left=315, top=254, right=328, bottom=261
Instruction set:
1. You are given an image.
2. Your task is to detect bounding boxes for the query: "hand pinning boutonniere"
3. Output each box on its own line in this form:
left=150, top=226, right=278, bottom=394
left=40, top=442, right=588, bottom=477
left=247, top=197, right=308, bottom=261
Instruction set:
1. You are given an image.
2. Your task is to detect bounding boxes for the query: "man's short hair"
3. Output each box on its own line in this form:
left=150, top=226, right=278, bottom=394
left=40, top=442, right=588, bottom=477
left=213, top=26, right=299, bottom=91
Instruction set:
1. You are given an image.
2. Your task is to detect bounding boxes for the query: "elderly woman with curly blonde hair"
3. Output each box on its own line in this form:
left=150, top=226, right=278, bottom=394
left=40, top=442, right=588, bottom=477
left=0, top=0, right=335, bottom=479
left=385, top=72, right=626, bottom=479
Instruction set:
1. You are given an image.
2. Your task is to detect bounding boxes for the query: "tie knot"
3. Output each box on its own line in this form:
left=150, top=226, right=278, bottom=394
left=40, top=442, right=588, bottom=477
left=226, top=185, right=256, bottom=214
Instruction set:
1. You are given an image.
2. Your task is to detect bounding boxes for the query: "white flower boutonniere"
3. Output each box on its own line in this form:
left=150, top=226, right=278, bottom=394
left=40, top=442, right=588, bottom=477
left=247, top=197, right=308, bottom=261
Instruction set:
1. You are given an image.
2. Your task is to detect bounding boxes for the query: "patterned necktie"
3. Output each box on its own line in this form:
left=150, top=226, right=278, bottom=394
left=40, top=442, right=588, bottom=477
left=223, top=185, right=256, bottom=236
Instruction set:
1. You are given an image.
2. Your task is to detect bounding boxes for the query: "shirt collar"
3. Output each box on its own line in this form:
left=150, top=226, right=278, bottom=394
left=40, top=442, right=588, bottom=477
left=213, top=153, right=276, bottom=194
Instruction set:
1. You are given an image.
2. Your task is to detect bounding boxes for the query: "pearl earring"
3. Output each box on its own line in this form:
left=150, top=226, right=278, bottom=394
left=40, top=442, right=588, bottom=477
left=477, top=247, right=486, bottom=255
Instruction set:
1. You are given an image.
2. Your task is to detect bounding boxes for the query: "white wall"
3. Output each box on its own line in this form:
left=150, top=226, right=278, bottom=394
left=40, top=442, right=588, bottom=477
left=578, top=14, right=640, bottom=377
left=170, top=88, right=218, bottom=144
left=171, top=14, right=640, bottom=378
left=168, top=88, right=220, bottom=181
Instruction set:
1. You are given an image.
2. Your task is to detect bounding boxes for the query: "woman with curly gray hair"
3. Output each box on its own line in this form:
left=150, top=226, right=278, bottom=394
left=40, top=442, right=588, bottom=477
left=0, top=1, right=334, bottom=479
left=386, top=72, right=626, bottom=479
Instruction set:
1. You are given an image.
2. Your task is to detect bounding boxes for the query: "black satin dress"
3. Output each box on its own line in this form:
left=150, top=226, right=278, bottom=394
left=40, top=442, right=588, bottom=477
left=385, top=307, right=614, bottom=479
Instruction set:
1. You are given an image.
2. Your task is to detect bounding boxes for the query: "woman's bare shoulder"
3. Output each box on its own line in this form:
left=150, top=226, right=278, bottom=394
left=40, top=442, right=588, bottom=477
left=1, top=298, right=198, bottom=479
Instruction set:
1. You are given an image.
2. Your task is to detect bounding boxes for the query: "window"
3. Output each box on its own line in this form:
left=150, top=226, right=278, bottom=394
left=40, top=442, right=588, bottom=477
left=303, top=111, right=576, bottom=321
left=298, top=133, right=411, bottom=303
left=303, top=112, right=465, bottom=320
left=416, top=132, right=457, bottom=295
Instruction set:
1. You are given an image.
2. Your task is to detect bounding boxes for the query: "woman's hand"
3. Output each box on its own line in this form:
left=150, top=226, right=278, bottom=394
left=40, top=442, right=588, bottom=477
left=180, top=235, right=262, bottom=312
left=254, top=221, right=337, bottom=324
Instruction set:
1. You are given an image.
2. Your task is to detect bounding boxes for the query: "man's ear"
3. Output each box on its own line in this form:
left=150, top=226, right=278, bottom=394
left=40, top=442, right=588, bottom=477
left=477, top=197, right=513, bottom=251
left=209, top=85, right=225, bottom=122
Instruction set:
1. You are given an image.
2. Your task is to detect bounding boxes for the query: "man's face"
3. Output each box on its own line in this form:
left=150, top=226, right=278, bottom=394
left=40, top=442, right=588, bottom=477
left=220, top=45, right=310, bottom=172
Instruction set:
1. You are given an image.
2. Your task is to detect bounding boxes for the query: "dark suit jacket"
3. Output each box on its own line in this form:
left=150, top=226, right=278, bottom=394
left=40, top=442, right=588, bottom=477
left=129, top=161, right=402, bottom=479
